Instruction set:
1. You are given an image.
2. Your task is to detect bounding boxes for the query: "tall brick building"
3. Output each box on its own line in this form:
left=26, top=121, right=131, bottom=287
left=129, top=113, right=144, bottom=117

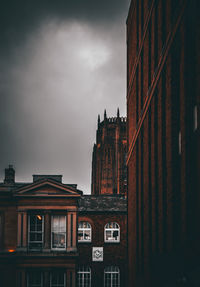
left=91, top=110, right=127, bottom=196
left=127, top=0, right=200, bottom=286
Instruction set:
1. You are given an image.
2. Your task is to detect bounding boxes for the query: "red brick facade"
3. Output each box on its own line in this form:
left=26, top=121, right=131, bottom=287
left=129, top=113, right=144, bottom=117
left=127, top=0, right=200, bottom=286
left=91, top=110, right=127, bottom=196
left=0, top=171, right=80, bottom=286
left=78, top=196, right=127, bottom=287
left=0, top=167, right=127, bottom=287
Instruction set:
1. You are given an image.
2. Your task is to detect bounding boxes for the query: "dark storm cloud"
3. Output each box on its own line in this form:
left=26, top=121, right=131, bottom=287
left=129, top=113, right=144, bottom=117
left=0, top=0, right=130, bottom=193
left=0, top=0, right=129, bottom=51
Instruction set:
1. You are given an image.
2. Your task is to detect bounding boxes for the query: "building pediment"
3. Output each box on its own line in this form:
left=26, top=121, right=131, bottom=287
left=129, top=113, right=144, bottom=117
left=14, top=179, right=81, bottom=197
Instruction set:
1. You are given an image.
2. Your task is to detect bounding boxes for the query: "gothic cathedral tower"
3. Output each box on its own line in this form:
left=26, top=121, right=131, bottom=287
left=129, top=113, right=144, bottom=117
left=91, top=109, right=127, bottom=196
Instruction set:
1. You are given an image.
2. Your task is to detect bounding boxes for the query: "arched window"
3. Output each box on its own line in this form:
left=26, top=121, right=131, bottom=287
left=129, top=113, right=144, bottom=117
left=78, top=222, right=92, bottom=242
left=104, top=222, right=120, bottom=242
left=77, top=266, right=91, bottom=287
left=104, top=266, right=120, bottom=287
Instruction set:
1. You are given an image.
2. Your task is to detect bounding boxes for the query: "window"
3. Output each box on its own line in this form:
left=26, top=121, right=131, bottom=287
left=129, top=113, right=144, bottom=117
left=51, top=216, right=66, bottom=250
left=28, top=214, right=44, bottom=250
left=104, top=266, right=120, bottom=287
left=27, top=271, right=42, bottom=287
left=104, top=222, right=120, bottom=242
left=179, top=131, right=181, bottom=155
left=194, top=105, right=198, bottom=131
left=50, top=271, right=66, bottom=287
left=77, top=266, right=91, bottom=287
left=78, top=222, right=92, bottom=242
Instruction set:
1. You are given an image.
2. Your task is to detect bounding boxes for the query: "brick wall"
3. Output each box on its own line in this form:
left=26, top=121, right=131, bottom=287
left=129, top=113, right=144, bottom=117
left=127, top=0, right=200, bottom=285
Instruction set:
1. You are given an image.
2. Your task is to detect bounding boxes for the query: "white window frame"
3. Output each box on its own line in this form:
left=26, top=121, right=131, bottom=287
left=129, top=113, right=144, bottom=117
left=50, top=271, right=66, bottom=287
left=78, top=222, right=92, bottom=242
left=77, top=266, right=91, bottom=287
left=51, top=215, right=66, bottom=250
left=27, top=271, right=43, bottom=287
left=28, top=214, right=44, bottom=250
left=104, top=266, right=120, bottom=287
left=104, top=222, right=120, bottom=243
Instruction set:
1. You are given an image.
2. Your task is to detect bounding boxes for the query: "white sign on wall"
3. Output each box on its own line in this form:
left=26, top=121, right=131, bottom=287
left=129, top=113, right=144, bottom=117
left=92, top=247, right=103, bottom=261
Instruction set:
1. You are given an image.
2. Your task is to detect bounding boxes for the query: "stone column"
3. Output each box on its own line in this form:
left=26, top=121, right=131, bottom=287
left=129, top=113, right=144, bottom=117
left=67, top=211, right=77, bottom=252
left=22, top=212, right=27, bottom=249
left=44, top=213, right=51, bottom=251
left=17, top=213, right=22, bottom=248
left=67, top=269, right=76, bottom=287
left=17, top=212, right=27, bottom=251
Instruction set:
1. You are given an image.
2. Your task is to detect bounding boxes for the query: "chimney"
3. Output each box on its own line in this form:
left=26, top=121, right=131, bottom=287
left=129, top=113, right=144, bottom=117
left=4, top=165, right=15, bottom=184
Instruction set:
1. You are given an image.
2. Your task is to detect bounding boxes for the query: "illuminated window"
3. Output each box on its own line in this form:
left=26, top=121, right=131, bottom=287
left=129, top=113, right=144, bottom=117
left=27, top=271, right=42, bottom=287
left=50, top=271, right=66, bottom=287
left=104, top=222, right=120, bottom=243
left=51, top=216, right=66, bottom=250
left=104, top=266, right=120, bottom=287
left=77, top=266, right=91, bottom=287
left=78, top=222, right=92, bottom=242
left=28, top=215, right=44, bottom=250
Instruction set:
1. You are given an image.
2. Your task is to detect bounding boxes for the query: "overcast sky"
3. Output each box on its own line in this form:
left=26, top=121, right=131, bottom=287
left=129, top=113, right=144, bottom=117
left=0, top=0, right=130, bottom=193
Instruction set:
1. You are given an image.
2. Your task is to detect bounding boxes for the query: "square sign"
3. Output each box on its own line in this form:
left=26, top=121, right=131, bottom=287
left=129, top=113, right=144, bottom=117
left=92, top=247, right=103, bottom=261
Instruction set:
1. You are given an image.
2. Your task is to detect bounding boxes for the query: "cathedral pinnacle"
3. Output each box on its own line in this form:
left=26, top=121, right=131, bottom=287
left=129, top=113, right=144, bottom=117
left=117, top=108, right=120, bottom=118
left=104, top=109, right=107, bottom=120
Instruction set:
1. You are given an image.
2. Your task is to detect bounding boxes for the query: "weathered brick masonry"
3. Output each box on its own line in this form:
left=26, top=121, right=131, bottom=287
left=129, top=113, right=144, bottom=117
left=127, top=0, right=200, bottom=286
left=91, top=110, right=127, bottom=196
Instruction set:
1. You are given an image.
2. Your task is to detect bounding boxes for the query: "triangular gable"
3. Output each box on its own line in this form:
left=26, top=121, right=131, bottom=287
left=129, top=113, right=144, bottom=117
left=14, top=178, right=81, bottom=197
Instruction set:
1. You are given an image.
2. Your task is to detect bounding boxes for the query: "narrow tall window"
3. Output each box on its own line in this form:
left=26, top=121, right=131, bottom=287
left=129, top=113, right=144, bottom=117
left=194, top=105, right=198, bottom=131
left=28, top=215, right=44, bottom=250
left=104, top=266, right=120, bottom=287
left=77, top=266, right=91, bottom=287
left=78, top=222, right=92, bottom=242
left=27, top=271, right=42, bottom=287
left=50, top=271, right=66, bottom=287
left=51, top=216, right=66, bottom=250
left=179, top=131, right=181, bottom=155
left=104, top=222, right=120, bottom=243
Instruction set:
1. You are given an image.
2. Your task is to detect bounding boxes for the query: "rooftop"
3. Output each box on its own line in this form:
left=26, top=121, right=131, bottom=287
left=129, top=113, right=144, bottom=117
left=78, top=195, right=127, bottom=212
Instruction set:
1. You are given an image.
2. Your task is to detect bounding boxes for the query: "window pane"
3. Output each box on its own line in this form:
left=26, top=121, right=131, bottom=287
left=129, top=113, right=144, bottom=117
left=78, top=222, right=91, bottom=242
left=104, top=266, right=120, bottom=287
left=59, top=216, right=66, bottom=232
left=105, top=222, right=120, bottom=242
left=29, top=215, right=43, bottom=250
left=52, top=216, right=66, bottom=249
left=77, top=266, right=91, bottom=287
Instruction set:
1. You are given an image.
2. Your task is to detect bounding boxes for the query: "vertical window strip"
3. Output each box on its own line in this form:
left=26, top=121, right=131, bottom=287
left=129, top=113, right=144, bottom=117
left=28, top=214, right=44, bottom=250
left=194, top=105, right=198, bottom=131
left=179, top=131, right=181, bottom=155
